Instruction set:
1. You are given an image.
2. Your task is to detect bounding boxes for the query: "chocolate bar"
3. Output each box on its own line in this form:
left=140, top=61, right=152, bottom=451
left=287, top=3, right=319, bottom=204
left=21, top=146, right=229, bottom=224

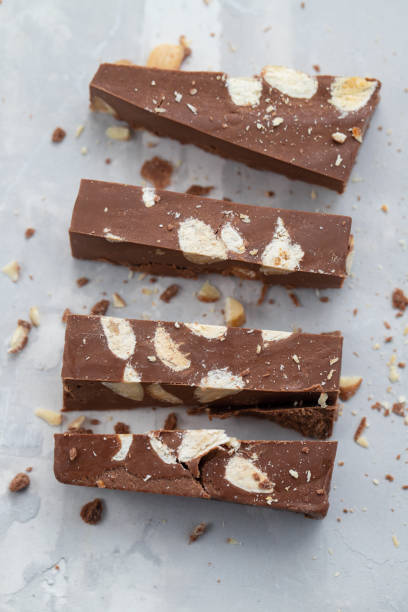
left=70, top=179, right=353, bottom=289
left=54, top=430, right=337, bottom=518
left=90, top=63, right=381, bottom=192
left=62, top=315, right=342, bottom=438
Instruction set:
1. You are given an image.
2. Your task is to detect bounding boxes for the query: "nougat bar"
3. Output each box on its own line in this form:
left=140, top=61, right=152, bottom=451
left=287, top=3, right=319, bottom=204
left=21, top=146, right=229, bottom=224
left=70, top=179, right=353, bottom=289
left=90, top=63, right=381, bottom=192
left=54, top=430, right=338, bottom=518
left=62, top=315, right=343, bottom=438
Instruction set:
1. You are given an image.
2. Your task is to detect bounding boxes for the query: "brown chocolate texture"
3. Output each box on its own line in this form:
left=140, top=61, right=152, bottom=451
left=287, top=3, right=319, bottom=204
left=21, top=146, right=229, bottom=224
left=62, top=315, right=342, bottom=438
left=70, top=179, right=352, bottom=289
left=54, top=431, right=337, bottom=518
left=90, top=64, right=381, bottom=192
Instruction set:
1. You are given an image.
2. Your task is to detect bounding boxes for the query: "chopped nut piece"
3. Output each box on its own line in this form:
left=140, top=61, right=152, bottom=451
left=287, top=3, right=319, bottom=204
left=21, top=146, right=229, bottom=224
left=69, top=447, right=77, bottom=461
left=381, top=204, right=389, bottom=213
left=90, top=299, right=110, bottom=316
left=75, top=124, right=85, bottom=138
left=356, top=436, right=369, bottom=448
left=339, top=376, right=362, bottom=401
left=353, top=416, right=367, bottom=441
left=160, top=284, right=180, bottom=303
left=197, top=280, right=221, bottom=303
left=52, top=127, right=66, bottom=143
left=62, top=308, right=72, bottom=323
left=80, top=499, right=103, bottom=525
left=189, top=522, right=207, bottom=543
left=392, top=402, right=405, bottom=416
left=392, top=288, right=408, bottom=312
left=8, top=320, right=31, bottom=354
left=76, top=277, right=89, bottom=287
left=186, top=185, right=214, bottom=196
left=331, top=132, right=347, bottom=143
left=29, top=306, right=40, bottom=327
left=105, top=125, right=131, bottom=141
left=351, top=126, right=363, bottom=143
left=34, top=407, right=62, bottom=426
left=147, top=37, right=190, bottom=70
left=392, top=534, right=400, bottom=548
left=2, top=260, right=20, bottom=282
left=225, top=297, right=246, bottom=327
left=141, top=156, right=174, bottom=189
left=114, top=421, right=130, bottom=434
left=164, top=412, right=178, bottom=430
left=67, top=415, right=85, bottom=431
left=25, top=228, right=35, bottom=239
left=112, top=292, right=126, bottom=308
left=385, top=474, right=394, bottom=482
left=9, top=472, right=30, bottom=492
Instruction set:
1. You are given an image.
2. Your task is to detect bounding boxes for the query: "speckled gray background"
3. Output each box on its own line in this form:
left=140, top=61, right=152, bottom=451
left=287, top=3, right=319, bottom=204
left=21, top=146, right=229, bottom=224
left=0, top=0, right=407, bottom=610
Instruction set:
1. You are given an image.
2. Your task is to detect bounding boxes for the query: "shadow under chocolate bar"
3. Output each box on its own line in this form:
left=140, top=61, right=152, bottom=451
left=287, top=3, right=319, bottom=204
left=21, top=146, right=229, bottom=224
left=54, top=430, right=338, bottom=519
left=70, top=179, right=353, bottom=289
left=62, top=315, right=342, bottom=439
left=90, top=63, right=381, bottom=192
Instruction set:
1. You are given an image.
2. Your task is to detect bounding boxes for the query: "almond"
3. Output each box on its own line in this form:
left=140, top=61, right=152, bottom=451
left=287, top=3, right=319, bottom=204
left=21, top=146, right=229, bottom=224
left=112, top=292, right=126, bottom=308
left=106, top=126, right=131, bottom=141
left=34, top=407, right=62, bottom=426
left=146, top=37, right=190, bottom=70
left=225, top=297, right=246, bottom=327
left=8, top=320, right=31, bottom=354
left=29, top=306, right=40, bottom=327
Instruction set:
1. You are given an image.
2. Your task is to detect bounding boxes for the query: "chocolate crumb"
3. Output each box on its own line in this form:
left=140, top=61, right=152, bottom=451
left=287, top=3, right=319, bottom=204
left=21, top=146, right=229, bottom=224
left=288, top=291, right=301, bottom=307
left=90, top=418, right=100, bottom=425
left=257, top=283, right=268, bottom=306
left=338, top=461, right=344, bottom=466
left=385, top=336, right=393, bottom=343
left=266, top=190, right=275, bottom=197
left=301, top=446, right=310, bottom=454
left=396, top=454, right=401, bottom=460
left=402, top=485, right=408, bottom=490
left=353, top=417, right=366, bottom=441
left=392, top=402, right=405, bottom=417
left=319, top=296, right=329, bottom=303
left=315, top=489, right=324, bottom=495
left=9, top=472, right=30, bottom=492
left=312, top=64, right=320, bottom=72
left=398, top=362, right=406, bottom=369
left=80, top=498, right=103, bottom=524
left=371, top=401, right=383, bottom=412
left=189, top=522, right=207, bottom=543
left=69, top=447, right=77, bottom=461
left=186, top=185, right=214, bottom=196
left=76, top=277, right=89, bottom=288
left=105, top=157, right=111, bottom=164
left=384, top=321, right=391, bottom=330
left=353, top=308, right=358, bottom=316
left=141, top=156, right=173, bottom=189
left=75, top=427, right=94, bottom=434
left=223, top=197, right=232, bottom=202
left=160, top=284, right=180, bottom=303
left=385, top=474, right=394, bottom=482
left=164, top=412, right=178, bottom=430
left=52, top=127, right=66, bottom=143
left=62, top=308, right=72, bottom=323
left=392, top=288, right=408, bottom=312
left=90, top=299, right=110, bottom=316
left=114, top=421, right=130, bottom=434
left=25, top=228, right=35, bottom=239
left=25, top=466, right=32, bottom=473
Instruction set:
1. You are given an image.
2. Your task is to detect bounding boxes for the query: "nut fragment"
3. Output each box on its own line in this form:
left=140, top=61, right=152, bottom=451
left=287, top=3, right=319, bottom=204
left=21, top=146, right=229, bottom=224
left=9, top=473, right=30, bottom=492
left=68, top=415, right=86, bottom=431
left=339, top=376, right=362, bottom=401
left=331, top=132, right=347, bottom=143
left=351, top=126, right=363, bottom=143
left=189, top=522, right=208, bottom=543
left=146, top=37, right=190, bottom=70
left=2, top=260, right=20, bottom=282
left=106, top=126, right=131, bottom=141
left=8, top=320, right=31, bottom=354
left=34, top=407, right=62, bottom=426
left=62, top=308, right=72, bottom=323
left=224, top=297, right=246, bottom=327
left=112, top=292, right=126, bottom=308
left=160, top=284, right=180, bottom=303
left=90, top=96, right=117, bottom=116
left=197, top=280, right=221, bottom=303
left=29, top=306, right=40, bottom=327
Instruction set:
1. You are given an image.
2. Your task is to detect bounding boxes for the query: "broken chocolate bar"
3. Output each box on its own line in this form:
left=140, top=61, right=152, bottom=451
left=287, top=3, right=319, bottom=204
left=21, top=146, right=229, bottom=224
left=70, top=179, right=353, bottom=289
left=54, top=430, right=337, bottom=518
left=90, top=64, right=381, bottom=192
left=62, top=315, right=342, bottom=438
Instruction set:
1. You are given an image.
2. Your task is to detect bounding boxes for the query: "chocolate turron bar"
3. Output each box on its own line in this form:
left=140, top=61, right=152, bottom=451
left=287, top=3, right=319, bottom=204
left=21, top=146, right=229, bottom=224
left=90, top=63, right=381, bottom=192
left=70, top=180, right=353, bottom=289
left=62, top=316, right=343, bottom=438
left=54, top=431, right=337, bottom=518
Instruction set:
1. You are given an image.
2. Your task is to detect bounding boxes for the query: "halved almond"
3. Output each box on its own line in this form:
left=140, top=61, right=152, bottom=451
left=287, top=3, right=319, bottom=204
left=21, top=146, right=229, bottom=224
left=225, top=297, right=246, bottom=327
left=2, top=260, right=20, bottom=282
left=8, top=320, right=31, bottom=353
left=197, top=280, right=221, bottom=302
left=34, top=408, right=62, bottom=426
left=339, top=376, right=363, bottom=401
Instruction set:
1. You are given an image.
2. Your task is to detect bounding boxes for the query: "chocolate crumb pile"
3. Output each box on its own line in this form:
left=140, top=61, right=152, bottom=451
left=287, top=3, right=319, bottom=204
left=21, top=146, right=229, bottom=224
left=141, top=156, right=173, bottom=189
left=189, top=522, right=208, bottom=543
left=9, top=472, right=30, bottom=492
left=114, top=422, right=130, bottom=434
left=80, top=498, right=103, bottom=524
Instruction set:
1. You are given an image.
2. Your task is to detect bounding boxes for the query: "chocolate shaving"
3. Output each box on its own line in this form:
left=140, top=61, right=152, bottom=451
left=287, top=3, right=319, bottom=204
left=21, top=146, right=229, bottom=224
left=353, top=416, right=367, bottom=441
left=76, top=277, right=89, bottom=288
